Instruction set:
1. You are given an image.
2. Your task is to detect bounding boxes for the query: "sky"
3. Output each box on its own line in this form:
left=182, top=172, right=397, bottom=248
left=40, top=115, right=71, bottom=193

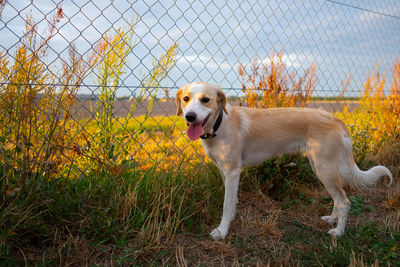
left=1, top=0, right=399, bottom=98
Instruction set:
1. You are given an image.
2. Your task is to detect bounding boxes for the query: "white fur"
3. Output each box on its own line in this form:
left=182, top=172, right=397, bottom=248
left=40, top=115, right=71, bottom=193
left=184, top=97, right=211, bottom=123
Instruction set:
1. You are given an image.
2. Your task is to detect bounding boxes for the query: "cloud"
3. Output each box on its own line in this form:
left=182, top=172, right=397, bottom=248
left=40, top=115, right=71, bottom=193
left=356, top=3, right=400, bottom=23
left=240, top=52, right=316, bottom=70
left=258, top=53, right=303, bottom=69
left=177, top=54, right=234, bottom=70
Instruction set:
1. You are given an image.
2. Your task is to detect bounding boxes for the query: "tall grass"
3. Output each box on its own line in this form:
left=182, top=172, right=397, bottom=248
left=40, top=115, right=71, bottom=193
left=0, top=164, right=222, bottom=264
left=238, top=51, right=317, bottom=108
left=94, top=26, right=134, bottom=165
left=0, top=9, right=96, bottom=194
left=0, top=8, right=185, bottom=262
left=337, top=61, right=400, bottom=169
left=72, top=41, right=178, bottom=176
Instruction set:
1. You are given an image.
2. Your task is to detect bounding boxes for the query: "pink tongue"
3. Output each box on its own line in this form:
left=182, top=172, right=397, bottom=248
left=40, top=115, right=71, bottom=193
left=187, top=123, right=203, bottom=140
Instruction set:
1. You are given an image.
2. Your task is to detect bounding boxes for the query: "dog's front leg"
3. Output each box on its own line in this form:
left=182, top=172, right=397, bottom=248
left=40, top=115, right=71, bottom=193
left=210, top=168, right=241, bottom=240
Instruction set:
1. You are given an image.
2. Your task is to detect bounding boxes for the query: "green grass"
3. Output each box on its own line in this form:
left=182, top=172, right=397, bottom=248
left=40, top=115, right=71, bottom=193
left=0, top=163, right=223, bottom=265
left=1, top=157, right=399, bottom=265
left=318, top=222, right=399, bottom=265
left=349, top=195, right=374, bottom=216
left=280, top=220, right=400, bottom=266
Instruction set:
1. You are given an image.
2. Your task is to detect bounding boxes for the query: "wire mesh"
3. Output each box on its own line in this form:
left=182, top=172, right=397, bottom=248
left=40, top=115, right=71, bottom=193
left=0, top=0, right=399, bottom=176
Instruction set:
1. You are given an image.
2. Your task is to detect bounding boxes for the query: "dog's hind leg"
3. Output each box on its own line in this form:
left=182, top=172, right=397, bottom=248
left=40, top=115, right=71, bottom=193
left=315, top=164, right=350, bottom=237
left=307, top=152, right=339, bottom=225
left=210, top=168, right=241, bottom=240
left=308, top=156, right=339, bottom=225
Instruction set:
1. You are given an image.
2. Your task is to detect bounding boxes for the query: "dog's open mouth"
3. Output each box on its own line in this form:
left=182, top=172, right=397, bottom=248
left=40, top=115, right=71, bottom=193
left=186, top=114, right=210, bottom=140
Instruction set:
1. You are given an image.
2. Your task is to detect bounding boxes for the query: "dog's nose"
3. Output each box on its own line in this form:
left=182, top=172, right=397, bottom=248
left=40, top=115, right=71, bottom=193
left=185, top=112, right=197, bottom=122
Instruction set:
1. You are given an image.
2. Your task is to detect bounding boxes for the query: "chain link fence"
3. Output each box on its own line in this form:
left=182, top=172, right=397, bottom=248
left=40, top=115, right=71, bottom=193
left=0, top=0, right=399, bottom=177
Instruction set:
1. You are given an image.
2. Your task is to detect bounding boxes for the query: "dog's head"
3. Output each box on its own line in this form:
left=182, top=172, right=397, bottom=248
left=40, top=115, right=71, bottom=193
left=176, top=82, right=228, bottom=140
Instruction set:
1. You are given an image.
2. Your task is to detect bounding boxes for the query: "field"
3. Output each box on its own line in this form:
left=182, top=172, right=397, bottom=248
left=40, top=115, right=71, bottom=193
left=69, top=97, right=360, bottom=119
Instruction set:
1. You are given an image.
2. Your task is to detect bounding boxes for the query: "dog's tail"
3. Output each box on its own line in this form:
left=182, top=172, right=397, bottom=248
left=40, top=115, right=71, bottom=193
left=335, top=121, right=392, bottom=189
left=340, top=163, right=392, bottom=189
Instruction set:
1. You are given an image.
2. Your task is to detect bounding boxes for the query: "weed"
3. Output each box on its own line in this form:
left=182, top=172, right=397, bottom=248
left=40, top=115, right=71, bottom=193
left=94, top=25, right=135, bottom=165
left=349, top=196, right=374, bottom=216
left=0, top=8, right=99, bottom=197
left=242, top=153, right=317, bottom=200
left=336, top=61, right=400, bottom=166
left=80, top=25, right=178, bottom=176
left=316, top=222, right=400, bottom=266
left=238, top=51, right=317, bottom=108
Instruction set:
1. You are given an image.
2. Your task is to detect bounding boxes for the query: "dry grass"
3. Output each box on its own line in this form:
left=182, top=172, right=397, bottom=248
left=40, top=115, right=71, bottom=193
left=349, top=251, right=379, bottom=267
left=115, top=184, right=397, bottom=266
left=3, top=177, right=398, bottom=265
left=384, top=210, right=400, bottom=232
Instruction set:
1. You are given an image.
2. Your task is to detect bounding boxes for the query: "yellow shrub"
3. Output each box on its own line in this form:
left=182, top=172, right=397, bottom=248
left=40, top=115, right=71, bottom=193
left=0, top=10, right=97, bottom=183
left=238, top=51, right=317, bottom=108
left=336, top=61, right=400, bottom=161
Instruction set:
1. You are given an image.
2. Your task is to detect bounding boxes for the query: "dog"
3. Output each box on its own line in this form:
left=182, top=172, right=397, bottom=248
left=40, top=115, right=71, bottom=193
left=175, top=81, right=392, bottom=239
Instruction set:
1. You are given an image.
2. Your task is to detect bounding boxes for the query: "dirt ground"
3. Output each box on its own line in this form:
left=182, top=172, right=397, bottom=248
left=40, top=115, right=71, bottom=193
left=163, top=186, right=395, bottom=266
left=89, top=182, right=396, bottom=266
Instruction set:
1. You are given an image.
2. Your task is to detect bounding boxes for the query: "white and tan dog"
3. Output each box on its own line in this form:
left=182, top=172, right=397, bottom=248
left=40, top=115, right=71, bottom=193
left=176, top=81, right=392, bottom=239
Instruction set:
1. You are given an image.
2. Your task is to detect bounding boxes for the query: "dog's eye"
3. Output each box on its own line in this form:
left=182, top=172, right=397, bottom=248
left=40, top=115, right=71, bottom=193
left=183, top=96, right=190, bottom=102
left=201, top=97, right=210, bottom=103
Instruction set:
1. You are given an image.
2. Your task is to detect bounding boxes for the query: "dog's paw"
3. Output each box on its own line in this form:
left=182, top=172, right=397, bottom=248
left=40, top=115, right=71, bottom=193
left=327, top=227, right=344, bottom=238
left=210, top=228, right=227, bottom=240
left=321, top=215, right=337, bottom=225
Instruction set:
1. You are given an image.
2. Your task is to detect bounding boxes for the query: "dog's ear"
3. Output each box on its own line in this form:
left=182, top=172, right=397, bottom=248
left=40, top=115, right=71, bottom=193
left=175, top=87, right=183, bottom=116
left=217, top=85, right=228, bottom=114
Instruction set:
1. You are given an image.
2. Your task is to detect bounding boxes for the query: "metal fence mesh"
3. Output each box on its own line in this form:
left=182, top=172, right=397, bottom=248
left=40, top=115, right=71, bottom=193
left=0, top=0, right=399, bottom=176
